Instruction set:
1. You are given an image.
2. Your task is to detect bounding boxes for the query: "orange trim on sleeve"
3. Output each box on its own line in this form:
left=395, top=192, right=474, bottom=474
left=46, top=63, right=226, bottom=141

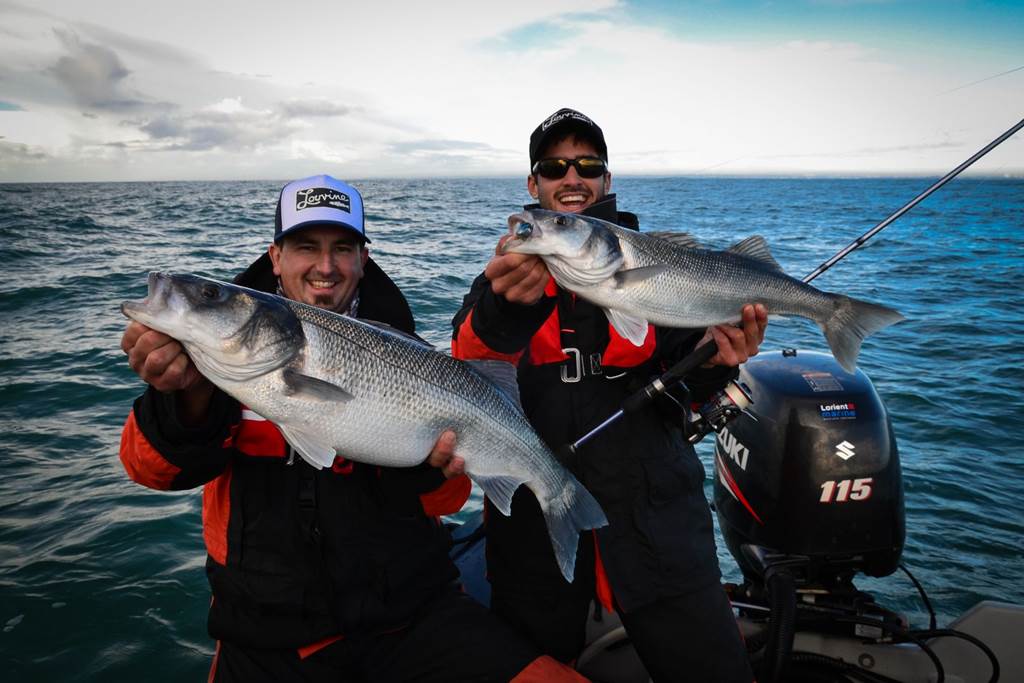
left=207, top=640, right=220, bottom=683
left=420, top=474, right=472, bottom=517
left=451, top=309, right=524, bottom=363
left=593, top=531, right=615, bottom=613
left=202, top=467, right=232, bottom=565
left=511, top=655, right=591, bottom=682
left=297, top=633, right=345, bottom=660
left=119, top=409, right=182, bottom=491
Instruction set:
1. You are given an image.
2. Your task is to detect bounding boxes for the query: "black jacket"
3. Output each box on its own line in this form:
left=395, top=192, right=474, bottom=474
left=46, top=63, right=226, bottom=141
left=122, top=254, right=459, bottom=648
left=452, top=195, right=735, bottom=610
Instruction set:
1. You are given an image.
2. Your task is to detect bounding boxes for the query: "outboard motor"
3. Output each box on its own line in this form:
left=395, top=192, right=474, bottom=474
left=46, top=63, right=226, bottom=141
left=713, top=349, right=905, bottom=681
left=714, top=349, right=905, bottom=586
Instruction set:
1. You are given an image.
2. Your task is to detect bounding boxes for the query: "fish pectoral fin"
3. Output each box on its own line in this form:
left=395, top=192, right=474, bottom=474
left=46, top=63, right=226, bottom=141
left=278, top=425, right=337, bottom=469
left=645, top=231, right=701, bottom=248
left=474, top=473, right=527, bottom=517
left=466, top=359, right=523, bottom=410
left=726, top=235, right=783, bottom=270
left=612, top=265, right=670, bottom=288
left=282, top=368, right=354, bottom=402
left=604, top=308, right=651, bottom=347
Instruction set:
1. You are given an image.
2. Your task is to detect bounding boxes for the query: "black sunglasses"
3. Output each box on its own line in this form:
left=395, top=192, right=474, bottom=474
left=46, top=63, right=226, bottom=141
left=532, top=157, right=607, bottom=179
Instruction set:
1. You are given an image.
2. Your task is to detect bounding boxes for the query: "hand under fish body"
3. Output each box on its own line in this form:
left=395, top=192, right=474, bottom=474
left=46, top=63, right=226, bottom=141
left=502, top=210, right=904, bottom=373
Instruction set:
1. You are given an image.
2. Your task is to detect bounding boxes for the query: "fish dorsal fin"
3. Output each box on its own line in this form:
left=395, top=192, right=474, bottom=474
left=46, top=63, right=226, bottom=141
left=278, top=424, right=337, bottom=469
left=646, top=231, right=700, bottom=248
left=282, top=368, right=355, bottom=402
left=467, top=359, right=522, bottom=409
left=727, top=235, right=783, bottom=270
left=357, top=318, right=435, bottom=349
left=604, top=308, right=651, bottom=346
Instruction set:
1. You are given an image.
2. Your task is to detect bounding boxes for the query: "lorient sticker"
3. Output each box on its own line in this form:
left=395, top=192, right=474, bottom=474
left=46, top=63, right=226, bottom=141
left=820, top=402, right=857, bottom=420
left=802, top=371, right=843, bottom=393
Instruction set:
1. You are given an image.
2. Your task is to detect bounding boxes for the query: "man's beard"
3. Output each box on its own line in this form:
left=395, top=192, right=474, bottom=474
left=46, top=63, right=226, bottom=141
left=314, top=293, right=340, bottom=310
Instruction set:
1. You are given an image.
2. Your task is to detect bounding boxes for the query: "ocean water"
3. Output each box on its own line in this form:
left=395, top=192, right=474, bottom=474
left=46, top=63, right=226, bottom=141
left=1, top=177, right=1021, bottom=680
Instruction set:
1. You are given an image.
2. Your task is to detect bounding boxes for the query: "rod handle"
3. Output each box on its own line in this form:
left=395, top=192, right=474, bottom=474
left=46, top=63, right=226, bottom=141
left=621, top=341, right=719, bottom=413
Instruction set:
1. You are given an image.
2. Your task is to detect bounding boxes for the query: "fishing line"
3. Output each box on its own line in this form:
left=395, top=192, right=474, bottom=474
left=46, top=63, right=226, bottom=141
left=563, top=116, right=1024, bottom=454
left=940, top=64, right=1024, bottom=95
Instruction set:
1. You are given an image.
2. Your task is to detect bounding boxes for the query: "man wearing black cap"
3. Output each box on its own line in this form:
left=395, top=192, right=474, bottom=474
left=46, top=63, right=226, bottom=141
left=451, top=111, right=766, bottom=681
left=119, top=175, right=587, bottom=682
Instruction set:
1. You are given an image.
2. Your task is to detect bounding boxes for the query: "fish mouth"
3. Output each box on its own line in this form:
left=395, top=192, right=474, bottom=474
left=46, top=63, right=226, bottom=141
left=120, top=271, right=168, bottom=324
left=501, top=213, right=533, bottom=254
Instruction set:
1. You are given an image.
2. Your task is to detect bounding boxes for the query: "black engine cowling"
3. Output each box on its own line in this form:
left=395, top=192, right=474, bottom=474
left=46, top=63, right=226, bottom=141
left=713, top=349, right=905, bottom=585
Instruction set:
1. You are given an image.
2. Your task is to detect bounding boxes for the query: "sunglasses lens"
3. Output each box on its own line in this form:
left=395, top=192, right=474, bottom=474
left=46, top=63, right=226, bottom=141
left=535, top=159, right=570, bottom=179
left=534, top=158, right=606, bottom=179
left=575, top=158, right=606, bottom=178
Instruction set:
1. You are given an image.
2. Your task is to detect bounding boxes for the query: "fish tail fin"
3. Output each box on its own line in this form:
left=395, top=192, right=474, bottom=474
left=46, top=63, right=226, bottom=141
left=821, top=295, right=905, bottom=372
left=534, top=474, right=608, bottom=583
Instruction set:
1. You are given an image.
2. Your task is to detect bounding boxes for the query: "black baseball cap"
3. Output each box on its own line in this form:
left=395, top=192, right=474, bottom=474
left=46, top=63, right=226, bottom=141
left=528, top=108, right=608, bottom=167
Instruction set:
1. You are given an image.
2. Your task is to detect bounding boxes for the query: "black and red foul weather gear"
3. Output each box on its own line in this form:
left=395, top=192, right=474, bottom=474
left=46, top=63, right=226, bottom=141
left=452, top=195, right=754, bottom=681
left=120, top=253, right=585, bottom=683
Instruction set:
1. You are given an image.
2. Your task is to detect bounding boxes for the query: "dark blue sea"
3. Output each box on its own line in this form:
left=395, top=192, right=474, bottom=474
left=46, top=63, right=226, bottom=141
left=1, top=177, right=1022, bottom=680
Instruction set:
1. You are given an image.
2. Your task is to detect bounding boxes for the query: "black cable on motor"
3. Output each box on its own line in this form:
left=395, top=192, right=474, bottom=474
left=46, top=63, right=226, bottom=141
left=906, top=629, right=1000, bottom=683
left=787, top=651, right=904, bottom=683
left=761, top=570, right=798, bottom=683
left=899, top=563, right=937, bottom=630
left=809, top=612, right=946, bottom=683
left=892, top=630, right=946, bottom=683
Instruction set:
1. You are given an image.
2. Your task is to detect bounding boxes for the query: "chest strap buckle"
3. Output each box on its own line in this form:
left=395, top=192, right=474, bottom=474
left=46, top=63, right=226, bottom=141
left=560, top=348, right=582, bottom=383
left=560, top=348, right=605, bottom=383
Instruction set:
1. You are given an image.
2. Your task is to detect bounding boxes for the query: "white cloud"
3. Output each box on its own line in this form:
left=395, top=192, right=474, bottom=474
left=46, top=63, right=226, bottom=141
left=0, top=0, right=1020, bottom=181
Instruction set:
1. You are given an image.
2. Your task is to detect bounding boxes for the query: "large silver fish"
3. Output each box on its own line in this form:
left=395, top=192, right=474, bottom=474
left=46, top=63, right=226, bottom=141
left=503, top=209, right=904, bottom=372
left=121, top=272, right=606, bottom=581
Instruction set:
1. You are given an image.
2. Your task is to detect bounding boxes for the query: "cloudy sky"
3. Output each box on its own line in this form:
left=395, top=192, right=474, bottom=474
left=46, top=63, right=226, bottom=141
left=1, top=0, right=1021, bottom=182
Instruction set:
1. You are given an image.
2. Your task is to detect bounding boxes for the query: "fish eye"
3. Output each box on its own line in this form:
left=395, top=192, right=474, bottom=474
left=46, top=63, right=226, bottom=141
left=555, top=215, right=567, bottom=226
left=201, top=283, right=219, bottom=299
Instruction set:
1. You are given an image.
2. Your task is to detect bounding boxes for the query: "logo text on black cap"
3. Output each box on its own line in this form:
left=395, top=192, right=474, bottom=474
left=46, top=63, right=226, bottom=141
left=296, top=187, right=350, bottom=212
left=541, top=109, right=594, bottom=131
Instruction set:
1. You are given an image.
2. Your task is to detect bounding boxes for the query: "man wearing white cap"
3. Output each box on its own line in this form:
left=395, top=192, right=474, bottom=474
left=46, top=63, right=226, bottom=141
left=120, top=175, right=586, bottom=682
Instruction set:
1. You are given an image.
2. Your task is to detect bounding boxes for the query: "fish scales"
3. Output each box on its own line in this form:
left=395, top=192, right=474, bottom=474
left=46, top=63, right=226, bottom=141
left=609, top=225, right=833, bottom=325
left=121, top=273, right=607, bottom=581
left=285, top=301, right=538, bottom=478
left=503, top=210, right=904, bottom=372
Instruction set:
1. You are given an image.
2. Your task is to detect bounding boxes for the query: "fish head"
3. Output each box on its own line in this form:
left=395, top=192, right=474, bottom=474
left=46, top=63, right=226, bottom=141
left=501, top=208, right=618, bottom=262
left=501, top=209, right=624, bottom=287
left=121, top=273, right=304, bottom=382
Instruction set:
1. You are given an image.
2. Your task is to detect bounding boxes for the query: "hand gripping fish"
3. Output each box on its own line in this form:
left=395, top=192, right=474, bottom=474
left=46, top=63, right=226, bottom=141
left=121, top=272, right=607, bottom=582
left=502, top=210, right=904, bottom=372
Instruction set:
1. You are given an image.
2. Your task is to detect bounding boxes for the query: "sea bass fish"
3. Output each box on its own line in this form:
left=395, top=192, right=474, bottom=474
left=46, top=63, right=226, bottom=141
left=502, top=209, right=904, bottom=372
left=122, top=272, right=606, bottom=581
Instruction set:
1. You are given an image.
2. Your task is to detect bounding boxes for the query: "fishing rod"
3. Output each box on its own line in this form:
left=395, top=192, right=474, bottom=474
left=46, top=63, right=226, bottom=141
left=563, top=116, right=1024, bottom=455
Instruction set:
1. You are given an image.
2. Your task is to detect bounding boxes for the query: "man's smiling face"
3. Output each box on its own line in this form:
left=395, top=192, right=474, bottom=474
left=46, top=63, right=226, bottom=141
left=269, top=225, right=368, bottom=312
left=527, top=135, right=611, bottom=214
